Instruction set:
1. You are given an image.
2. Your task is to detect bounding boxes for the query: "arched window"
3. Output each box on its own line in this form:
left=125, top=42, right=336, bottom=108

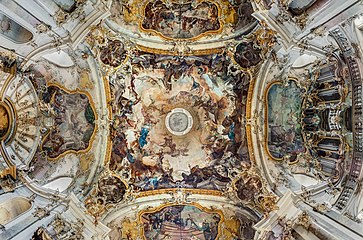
left=53, top=0, right=76, bottom=13
left=0, top=197, right=32, bottom=225
left=0, top=11, right=33, bottom=44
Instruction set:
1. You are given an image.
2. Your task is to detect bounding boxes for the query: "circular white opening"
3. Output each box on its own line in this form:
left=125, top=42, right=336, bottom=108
left=165, top=108, right=193, bottom=136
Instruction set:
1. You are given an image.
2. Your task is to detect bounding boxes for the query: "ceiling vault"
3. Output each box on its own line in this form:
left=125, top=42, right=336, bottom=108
left=0, top=0, right=363, bottom=239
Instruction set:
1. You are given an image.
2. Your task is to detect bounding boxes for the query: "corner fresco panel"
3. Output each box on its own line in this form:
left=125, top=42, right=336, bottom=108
left=41, top=86, right=96, bottom=159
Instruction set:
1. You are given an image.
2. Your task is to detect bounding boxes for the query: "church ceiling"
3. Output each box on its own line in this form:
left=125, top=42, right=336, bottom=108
left=81, top=1, right=277, bottom=233
left=0, top=0, right=362, bottom=239
left=108, top=0, right=256, bottom=40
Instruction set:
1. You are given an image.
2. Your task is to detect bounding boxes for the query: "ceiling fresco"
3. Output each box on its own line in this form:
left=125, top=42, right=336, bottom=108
left=108, top=51, right=251, bottom=190
left=140, top=204, right=222, bottom=239
left=264, top=57, right=353, bottom=188
left=266, top=80, right=305, bottom=160
left=39, top=85, right=96, bottom=159
left=82, top=11, right=276, bottom=233
left=141, top=1, right=220, bottom=39
left=0, top=0, right=362, bottom=239
left=108, top=0, right=257, bottom=45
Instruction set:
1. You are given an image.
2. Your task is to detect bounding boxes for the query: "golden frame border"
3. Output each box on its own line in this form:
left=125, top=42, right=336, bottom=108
left=136, top=188, right=223, bottom=198
left=0, top=100, right=14, bottom=142
left=4, top=97, right=19, bottom=145
left=138, top=202, right=225, bottom=239
left=40, top=82, right=98, bottom=161
left=246, top=71, right=256, bottom=163
left=136, top=44, right=224, bottom=56
left=103, top=75, right=113, bottom=165
left=0, top=98, right=18, bottom=169
left=138, top=0, right=225, bottom=42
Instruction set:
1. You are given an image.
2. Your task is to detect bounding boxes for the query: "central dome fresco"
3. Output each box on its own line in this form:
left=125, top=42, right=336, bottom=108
left=84, top=0, right=270, bottom=237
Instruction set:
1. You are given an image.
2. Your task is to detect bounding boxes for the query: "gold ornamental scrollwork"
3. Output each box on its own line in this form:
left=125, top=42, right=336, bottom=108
left=136, top=44, right=224, bottom=56
left=253, top=21, right=277, bottom=57
left=84, top=169, right=133, bottom=223
left=230, top=165, right=279, bottom=216
left=135, top=188, right=223, bottom=199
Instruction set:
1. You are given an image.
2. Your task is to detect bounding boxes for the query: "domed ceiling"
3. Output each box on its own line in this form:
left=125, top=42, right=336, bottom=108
left=0, top=0, right=363, bottom=239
